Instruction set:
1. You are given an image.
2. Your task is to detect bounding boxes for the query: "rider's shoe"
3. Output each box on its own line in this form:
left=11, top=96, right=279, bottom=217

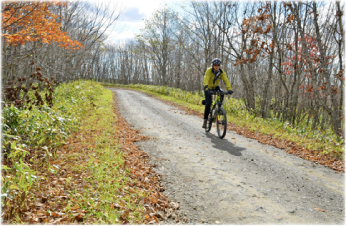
left=202, top=119, right=207, bottom=128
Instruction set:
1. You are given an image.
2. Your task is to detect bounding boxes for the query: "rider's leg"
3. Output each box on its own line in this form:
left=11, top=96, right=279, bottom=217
left=203, top=90, right=212, bottom=119
left=203, top=90, right=212, bottom=128
left=219, top=94, right=224, bottom=107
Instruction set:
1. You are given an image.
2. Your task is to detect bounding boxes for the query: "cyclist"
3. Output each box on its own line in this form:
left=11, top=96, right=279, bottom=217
left=202, top=58, right=233, bottom=128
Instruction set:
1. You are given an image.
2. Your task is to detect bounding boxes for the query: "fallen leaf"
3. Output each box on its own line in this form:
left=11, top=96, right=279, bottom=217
left=313, top=207, right=326, bottom=212
left=71, top=205, right=80, bottom=210
left=169, top=202, right=179, bottom=210
left=50, top=212, right=64, bottom=217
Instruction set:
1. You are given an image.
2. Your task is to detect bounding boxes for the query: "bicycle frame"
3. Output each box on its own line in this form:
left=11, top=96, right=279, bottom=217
left=212, top=92, right=223, bottom=106
left=210, top=91, right=224, bottom=120
left=205, top=90, right=229, bottom=138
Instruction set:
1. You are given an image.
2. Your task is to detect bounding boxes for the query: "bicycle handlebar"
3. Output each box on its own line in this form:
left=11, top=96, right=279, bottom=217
left=208, top=90, right=232, bottom=95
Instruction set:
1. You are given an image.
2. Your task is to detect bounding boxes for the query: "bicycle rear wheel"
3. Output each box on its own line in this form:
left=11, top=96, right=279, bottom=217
left=216, top=108, right=227, bottom=139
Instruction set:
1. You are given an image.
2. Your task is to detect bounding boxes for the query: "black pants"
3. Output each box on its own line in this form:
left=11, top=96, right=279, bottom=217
left=203, top=87, right=224, bottom=119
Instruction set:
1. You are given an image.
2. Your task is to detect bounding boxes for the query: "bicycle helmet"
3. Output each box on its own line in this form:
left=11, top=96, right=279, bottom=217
left=212, top=58, right=222, bottom=65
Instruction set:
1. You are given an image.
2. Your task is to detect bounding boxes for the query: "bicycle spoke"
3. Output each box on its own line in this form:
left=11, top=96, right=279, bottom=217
left=205, top=112, right=213, bottom=132
left=216, top=108, right=227, bottom=139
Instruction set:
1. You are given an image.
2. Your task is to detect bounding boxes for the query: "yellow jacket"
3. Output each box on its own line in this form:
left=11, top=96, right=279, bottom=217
left=203, top=67, right=232, bottom=90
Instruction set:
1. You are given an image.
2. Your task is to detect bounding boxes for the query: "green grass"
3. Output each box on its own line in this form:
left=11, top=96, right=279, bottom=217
left=2, top=80, right=148, bottom=223
left=102, top=83, right=344, bottom=159
left=2, top=80, right=99, bottom=211
left=65, top=88, right=146, bottom=223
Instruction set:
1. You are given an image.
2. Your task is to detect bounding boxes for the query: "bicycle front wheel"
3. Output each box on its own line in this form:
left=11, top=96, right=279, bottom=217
left=216, top=108, right=227, bottom=139
left=205, top=116, right=212, bottom=132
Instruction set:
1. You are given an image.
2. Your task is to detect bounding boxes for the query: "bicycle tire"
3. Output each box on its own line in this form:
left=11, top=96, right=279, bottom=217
left=216, top=108, right=227, bottom=139
left=205, top=115, right=212, bottom=132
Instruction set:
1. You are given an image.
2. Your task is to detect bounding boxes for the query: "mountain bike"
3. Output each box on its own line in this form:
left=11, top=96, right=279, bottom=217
left=205, top=90, right=231, bottom=139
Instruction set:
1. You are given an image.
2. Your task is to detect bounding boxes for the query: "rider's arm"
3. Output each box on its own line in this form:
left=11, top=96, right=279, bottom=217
left=203, top=68, right=211, bottom=89
left=220, top=72, right=232, bottom=90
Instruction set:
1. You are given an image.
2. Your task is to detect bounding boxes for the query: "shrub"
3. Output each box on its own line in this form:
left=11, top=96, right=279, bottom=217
left=1, top=80, right=104, bottom=212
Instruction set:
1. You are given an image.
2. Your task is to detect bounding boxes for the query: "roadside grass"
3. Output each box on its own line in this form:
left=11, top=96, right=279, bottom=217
left=102, top=83, right=344, bottom=162
left=2, top=81, right=158, bottom=223
left=68, top=89, right=147, bottom=223
left=1, top=80, right=98, bottom=223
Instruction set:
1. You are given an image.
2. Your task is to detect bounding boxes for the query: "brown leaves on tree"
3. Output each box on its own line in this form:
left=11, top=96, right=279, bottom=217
left=286, top=14, right=295, bottom=24
left=237, top=4, right=302, bottom=67
left=2, top=2, right=83, bottom=50
left=3, top=66, right=56, bottom=110
left=283, top=3, right=292, bottom=8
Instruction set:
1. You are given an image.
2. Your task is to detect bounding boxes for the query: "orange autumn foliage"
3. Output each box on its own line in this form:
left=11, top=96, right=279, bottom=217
left=2, top=1, right=83, bottom=50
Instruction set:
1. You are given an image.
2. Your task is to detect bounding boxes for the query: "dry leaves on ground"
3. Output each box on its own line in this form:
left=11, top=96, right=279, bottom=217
left=112, top=93, right=180, bottom=223
left=227, top=122, right=344, bottom=172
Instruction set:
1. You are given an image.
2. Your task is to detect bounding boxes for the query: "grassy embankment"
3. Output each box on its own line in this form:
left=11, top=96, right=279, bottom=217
left=103, top=83, right=344, bottom=163
left=1, top=81, right=152, bottom=223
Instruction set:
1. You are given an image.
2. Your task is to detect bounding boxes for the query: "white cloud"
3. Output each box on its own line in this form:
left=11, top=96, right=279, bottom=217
left=88, top=0, right=170, bottom=42
left=119, top=0, right=165, bottom=16
left=108, top=29, right=138, bottom=42
left=87, top=0, right=186, bottom=42
left=115, top=0, right=173, bottom=41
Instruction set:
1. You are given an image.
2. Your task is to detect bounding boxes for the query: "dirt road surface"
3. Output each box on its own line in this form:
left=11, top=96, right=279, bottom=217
left=110, top=88, right=344, bottom=225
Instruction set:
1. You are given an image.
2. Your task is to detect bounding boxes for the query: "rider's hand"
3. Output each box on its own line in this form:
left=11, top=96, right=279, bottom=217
left=227, top=90, right=234, bottom=95
left=204, top=85, right=208, bottom=90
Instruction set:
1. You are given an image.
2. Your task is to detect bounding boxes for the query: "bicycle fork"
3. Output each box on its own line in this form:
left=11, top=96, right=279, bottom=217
left=210, top=105, right=216, bottom=122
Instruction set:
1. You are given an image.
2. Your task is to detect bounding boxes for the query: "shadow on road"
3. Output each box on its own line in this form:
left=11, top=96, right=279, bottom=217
left=206, top=132, right=245, bottom=156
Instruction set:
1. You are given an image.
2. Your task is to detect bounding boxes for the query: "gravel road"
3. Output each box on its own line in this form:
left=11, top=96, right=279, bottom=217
left=110, top=88, right=344, bottom=225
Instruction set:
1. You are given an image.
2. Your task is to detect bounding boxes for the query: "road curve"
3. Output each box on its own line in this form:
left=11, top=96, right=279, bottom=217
left=110, top=88, right=344, bottom=225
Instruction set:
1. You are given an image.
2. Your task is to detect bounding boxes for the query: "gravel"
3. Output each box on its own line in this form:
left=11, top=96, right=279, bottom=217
left=110, top=88, right=345, bottom=225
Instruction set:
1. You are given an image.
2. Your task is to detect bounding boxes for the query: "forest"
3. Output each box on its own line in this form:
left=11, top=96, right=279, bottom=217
left=1, top=1, right=344, bottom=223
left=2, top=1, right=344, bottom=137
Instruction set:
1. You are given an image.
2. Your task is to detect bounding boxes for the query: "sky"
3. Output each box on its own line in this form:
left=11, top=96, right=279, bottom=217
left=87, top=0, right=188, bottom=44
left=89, top=0, right=337, bottom=45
